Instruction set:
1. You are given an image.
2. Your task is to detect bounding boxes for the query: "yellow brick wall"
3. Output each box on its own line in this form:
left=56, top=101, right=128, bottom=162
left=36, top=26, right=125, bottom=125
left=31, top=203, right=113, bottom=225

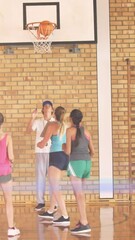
left=0, top=0, right=134, bottom=203
left=0, top=44, right=98, bottom=204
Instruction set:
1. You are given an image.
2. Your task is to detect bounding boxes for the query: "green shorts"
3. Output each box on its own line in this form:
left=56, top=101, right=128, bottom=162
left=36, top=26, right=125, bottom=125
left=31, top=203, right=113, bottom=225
left=67, top=160, right=92, bottom=179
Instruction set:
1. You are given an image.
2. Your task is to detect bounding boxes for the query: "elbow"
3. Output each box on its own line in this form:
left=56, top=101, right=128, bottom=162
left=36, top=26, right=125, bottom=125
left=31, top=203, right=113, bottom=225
left=9, top=155, right=14, bottom=162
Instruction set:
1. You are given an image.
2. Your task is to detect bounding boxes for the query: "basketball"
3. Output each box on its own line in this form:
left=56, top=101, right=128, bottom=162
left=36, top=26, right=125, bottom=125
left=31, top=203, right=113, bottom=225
left=37, top=21, right=57, bottom=39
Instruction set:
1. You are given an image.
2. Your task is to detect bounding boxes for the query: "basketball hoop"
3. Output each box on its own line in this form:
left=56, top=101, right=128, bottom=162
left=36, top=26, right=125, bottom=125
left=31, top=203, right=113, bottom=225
left=26, top=21, right=57, bottom=54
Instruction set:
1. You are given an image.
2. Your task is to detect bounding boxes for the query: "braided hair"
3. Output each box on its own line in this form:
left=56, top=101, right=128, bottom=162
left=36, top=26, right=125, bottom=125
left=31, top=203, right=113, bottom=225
left=70, top=109, right=83, bottom=146
left=55, top=106, right=66, bottom=137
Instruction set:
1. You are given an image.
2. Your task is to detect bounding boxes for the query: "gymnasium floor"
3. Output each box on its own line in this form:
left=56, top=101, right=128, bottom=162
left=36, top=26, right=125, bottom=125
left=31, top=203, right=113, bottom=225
left=0, top=203, right=135, bottom=240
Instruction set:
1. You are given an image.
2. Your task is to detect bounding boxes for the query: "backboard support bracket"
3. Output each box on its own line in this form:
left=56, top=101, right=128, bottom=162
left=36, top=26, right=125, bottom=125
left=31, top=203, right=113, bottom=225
left=3, top=47, right=14, bottom=55
left=69, top=44, right=80, bottom=53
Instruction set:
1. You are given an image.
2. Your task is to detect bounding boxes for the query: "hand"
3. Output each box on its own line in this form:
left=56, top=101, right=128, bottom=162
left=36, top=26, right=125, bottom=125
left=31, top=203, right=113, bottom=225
left=11, top=162, right=14, bottom=168
left=89, top=151, right=94, bottom=158
left=37, top=141, right=45, bottom=148
left=32, top=108, right=38, bottom=119
left=10, top=160, right=14, bottom=168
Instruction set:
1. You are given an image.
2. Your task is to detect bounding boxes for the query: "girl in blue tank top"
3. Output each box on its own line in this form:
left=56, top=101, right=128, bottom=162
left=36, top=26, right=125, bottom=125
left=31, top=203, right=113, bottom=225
left=50, top=134, right=66, bottom=152
left=37, top=106, right=70, bottom=226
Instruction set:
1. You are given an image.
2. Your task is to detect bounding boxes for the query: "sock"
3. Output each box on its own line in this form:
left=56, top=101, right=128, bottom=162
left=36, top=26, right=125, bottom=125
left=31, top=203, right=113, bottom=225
left=48, top=210, right=53, bottom=214
left=63, top=215, right=69, bottom=219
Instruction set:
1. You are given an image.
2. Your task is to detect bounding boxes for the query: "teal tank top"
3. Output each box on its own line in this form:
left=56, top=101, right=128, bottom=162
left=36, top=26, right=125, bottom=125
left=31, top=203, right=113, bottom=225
left=50, top=133, right=66, bottom=152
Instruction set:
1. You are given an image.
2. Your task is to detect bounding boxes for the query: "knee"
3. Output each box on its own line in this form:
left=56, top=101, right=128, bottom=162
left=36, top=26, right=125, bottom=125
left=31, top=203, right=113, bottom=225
left=50, top=183, right=60, bottom=193
left=5, top=198, right=13, bottom=206
left=74, top=191, right=84, bottom=200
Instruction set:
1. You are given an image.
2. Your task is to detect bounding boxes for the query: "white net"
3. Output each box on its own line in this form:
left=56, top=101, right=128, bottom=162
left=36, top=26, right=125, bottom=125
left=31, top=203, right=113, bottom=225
left=33, top=39, right=52, bottom=54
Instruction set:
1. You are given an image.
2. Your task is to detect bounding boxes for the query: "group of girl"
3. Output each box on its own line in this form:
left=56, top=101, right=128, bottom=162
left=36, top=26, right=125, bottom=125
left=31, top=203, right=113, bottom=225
left=37, top=106, right=95, bottom=234
left=0, top=106, right=94, bottom=237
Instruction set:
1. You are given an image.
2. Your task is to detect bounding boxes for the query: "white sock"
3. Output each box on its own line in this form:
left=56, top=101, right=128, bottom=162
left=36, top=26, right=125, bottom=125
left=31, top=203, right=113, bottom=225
left=63, top=215, right=69, bottom=219
left=48, top=210, right=53, bottom=214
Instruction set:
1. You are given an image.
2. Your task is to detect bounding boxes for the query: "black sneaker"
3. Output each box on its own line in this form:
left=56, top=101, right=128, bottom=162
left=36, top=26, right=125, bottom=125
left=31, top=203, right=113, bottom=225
left=53, top=216, right=70, bottom=226
left=71, top=223, right=91, bottom=234
left=38, top=211, right=54, bottom=219
left=35, top=203, right=45, bottom=211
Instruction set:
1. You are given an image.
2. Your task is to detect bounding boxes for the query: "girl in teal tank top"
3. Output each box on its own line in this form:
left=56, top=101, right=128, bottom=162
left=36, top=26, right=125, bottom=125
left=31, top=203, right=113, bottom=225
left=37, top=106, right=70, bottom=225
left=50, top=134, right=66, bottom=152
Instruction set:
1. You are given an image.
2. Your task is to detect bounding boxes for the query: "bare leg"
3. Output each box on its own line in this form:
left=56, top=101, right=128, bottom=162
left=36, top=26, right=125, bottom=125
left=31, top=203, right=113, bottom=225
left=49, top=193, right=58, bottom=212
left=70, top=175, right=88, bottom=225
left=48, top=166, right=68, bottom=217
left=1, top=180, right=14, bottom=228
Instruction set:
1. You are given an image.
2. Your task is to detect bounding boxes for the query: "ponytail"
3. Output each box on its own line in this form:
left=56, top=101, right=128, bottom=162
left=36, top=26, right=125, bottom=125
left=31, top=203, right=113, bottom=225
left=55, top=106, right=66, bottom=137
left=70, top=109, right=83, bottom=146
left=75, top=125, right=81, bottom=146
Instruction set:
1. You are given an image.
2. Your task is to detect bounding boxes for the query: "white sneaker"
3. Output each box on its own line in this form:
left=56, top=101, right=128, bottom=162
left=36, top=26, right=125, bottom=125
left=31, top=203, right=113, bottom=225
left=8, top=227, right=20, bottom=237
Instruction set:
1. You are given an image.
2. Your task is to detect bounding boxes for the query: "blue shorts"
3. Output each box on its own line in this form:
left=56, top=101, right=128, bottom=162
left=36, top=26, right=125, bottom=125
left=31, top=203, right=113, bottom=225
left=49, top=152, right=69, bottom=170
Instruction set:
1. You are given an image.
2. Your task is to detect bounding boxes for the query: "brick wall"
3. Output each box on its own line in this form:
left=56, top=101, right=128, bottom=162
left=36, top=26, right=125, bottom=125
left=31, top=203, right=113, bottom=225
left=0, top=0, right=135, bottom=203
left=0, top=44, right=98, bottom=203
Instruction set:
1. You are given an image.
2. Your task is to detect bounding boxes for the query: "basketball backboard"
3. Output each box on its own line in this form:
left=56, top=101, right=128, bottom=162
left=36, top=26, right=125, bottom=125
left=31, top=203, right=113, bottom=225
left=0, top=0, right=97, bottom=45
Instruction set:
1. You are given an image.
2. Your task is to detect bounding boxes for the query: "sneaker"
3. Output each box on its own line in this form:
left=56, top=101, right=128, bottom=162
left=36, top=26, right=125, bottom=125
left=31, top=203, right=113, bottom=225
left=35, top=203, right=45, bottom=211
left=38, top=211, right=54, bottom=219
left=71, top=223, right=91, bottom=234
left=53, top=216, right=70, bottom=226
left=8, top=227, right=20, bottom=237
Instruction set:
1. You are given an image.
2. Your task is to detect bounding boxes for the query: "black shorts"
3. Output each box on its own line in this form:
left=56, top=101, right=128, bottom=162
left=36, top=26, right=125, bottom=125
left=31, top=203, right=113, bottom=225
left=49, top=151, right=69, bottom=170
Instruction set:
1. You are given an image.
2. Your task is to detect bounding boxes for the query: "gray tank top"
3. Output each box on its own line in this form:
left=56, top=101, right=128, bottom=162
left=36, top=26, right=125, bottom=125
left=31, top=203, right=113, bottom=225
left=70, top=127, right=91, bottom=161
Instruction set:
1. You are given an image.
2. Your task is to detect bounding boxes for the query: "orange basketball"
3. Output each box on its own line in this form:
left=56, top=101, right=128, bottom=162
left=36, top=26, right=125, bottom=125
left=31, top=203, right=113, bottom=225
left=37, top=21, right=56, bottom=39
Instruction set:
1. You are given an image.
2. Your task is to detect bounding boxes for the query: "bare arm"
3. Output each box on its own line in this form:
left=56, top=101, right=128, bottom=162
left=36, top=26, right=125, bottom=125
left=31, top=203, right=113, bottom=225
left=88, top=134, right=95, bottom=157
left=40, top=122, right=49, bottom=137
left=62, top=128, right=72, bottom=155
left=7, top=135, right=14, bottom=162
left=26, top=108, right=37, bottom=133
left=84, top=129, right=95, bottom=157
left=37, top=123, right=53, bottom=148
